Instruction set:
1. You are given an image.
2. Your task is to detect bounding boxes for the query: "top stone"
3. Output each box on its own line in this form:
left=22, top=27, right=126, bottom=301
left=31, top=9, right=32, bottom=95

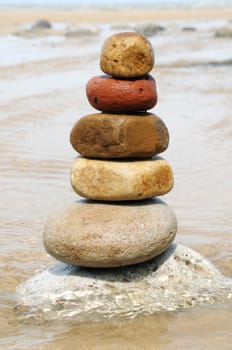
left=100, top=32, right=154, bottom=78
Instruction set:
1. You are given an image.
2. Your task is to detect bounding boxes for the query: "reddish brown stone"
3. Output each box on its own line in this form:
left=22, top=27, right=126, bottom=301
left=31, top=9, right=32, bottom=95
left=86, top=74, right=158, bottom=112
left=70, top=112, right=169, bottom=158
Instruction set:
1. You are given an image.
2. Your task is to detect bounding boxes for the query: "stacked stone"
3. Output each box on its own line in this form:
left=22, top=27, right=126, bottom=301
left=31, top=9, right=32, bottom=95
left=43, top=32, right=177, bottom=268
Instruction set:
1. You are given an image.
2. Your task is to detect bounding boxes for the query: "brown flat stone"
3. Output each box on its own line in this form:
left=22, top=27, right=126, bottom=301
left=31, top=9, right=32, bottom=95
left=100, top=32, right=154, bottom=78
left=70, top=156, right=174, bottom=201
left=43, top=198, right=177, bottom=267
left=70, top=112, right=169, bottom=158
left=86, top=74, right=157, bottom=112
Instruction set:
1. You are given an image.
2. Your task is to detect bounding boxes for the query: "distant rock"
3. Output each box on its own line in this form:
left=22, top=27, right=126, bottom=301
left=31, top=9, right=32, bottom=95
left=110, top=23, right=133, bottom=31
left=182, top=26, right=197, bottom=32
left=31, top=19, right=52, bottom=30
left=16, top=244, right=232, bottom=323
left=134, top=23, right=166, bottom=37
left=65, top=24, right=101, bottom=38
left=214, top=27, right=232, bottom=38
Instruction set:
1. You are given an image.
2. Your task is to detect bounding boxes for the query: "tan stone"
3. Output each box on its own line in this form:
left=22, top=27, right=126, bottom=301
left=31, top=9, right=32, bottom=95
left=43, top=198, right=177, bottom=267
left=100, top=32, right=154, bottom=78
left=70, top=113, right=169, bottom=158
left=70, top=157, right=173, bottom=201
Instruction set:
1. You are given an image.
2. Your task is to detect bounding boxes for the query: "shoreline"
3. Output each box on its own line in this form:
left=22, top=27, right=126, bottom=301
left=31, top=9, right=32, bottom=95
left=1, top=8, right=232, bottom=24
left=1, top=7, right=232, bottom=36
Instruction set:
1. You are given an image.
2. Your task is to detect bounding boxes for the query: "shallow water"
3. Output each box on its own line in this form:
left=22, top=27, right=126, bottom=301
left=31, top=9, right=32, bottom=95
left=0, top=19, right=231, bottom=349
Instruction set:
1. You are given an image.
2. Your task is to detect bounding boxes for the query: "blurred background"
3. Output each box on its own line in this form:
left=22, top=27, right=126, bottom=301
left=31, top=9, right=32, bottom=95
left=0, top=0, right=232, bottom=349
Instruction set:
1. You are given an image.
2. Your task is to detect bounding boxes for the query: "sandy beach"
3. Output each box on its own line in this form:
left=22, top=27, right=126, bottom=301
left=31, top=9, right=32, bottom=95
left=0, top=6, right=232, bottom=350
left=1, top=7, right=232, bottom=34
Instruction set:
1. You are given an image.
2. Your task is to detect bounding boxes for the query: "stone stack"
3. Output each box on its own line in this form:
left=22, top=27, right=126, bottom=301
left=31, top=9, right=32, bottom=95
left=43, top=32, right=177, bottom=268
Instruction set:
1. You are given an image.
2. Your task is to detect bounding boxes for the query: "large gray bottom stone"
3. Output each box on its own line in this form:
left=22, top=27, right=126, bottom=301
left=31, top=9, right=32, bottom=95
left=43, top=199, right=177, bottom=267
left=16, top=244, right=232, bottom=323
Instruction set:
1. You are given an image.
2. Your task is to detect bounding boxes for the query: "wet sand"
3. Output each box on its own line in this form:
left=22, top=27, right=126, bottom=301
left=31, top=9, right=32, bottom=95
left=0, top=8, right=232, bottom=350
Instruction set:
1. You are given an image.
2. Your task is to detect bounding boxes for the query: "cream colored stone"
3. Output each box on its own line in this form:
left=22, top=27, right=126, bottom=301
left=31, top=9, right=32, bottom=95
left=70, top=156, right=173, bottom=201
left=100, top=32, right=154, bottom=78
left=43, top=198, right=177, bottom=267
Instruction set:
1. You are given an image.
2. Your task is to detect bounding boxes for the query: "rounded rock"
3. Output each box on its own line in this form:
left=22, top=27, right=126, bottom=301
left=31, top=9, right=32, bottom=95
left=214, top=26, right=232, bottom=38
left=70, top=156, right=173, bottom=201
left=134, top=23, right=166, bottom=37
left=86, top=74, right=157, bottom=112
left=65, top=24, right=100, bottom=37
left=43, top=198, right=177, bottom=268
left=100, top=32, right=154, bottom=78
left=17, top=244, right=232, bottom=322
left=70, top=112, right=169, bottom=158
left=31, top=19, right=52, bottom=30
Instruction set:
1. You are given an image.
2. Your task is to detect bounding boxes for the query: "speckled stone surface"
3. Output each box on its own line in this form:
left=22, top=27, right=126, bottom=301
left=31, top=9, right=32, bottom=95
left=43, top=198, right=177, bottom=267
left=86, top=74, right=157, bottom=112
left=100, top=32, right=154, bottom=78
left=70, top=157, right=173, bottom=201
left=16, top=244, right=232, bottom=322
left=70, top=112, right=169, bottom=158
